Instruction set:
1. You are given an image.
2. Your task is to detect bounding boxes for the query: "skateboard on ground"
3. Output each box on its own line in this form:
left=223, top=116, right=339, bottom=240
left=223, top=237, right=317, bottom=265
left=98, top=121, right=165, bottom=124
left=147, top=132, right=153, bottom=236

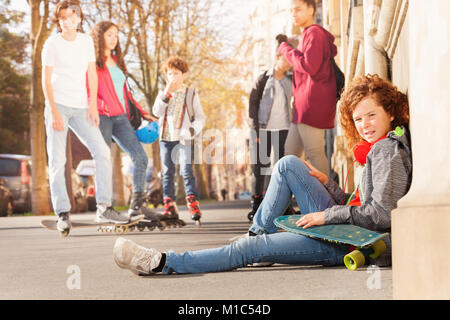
left=274, top=215, right=388, bottom=270
left=40, top=216, right=144, bottom=237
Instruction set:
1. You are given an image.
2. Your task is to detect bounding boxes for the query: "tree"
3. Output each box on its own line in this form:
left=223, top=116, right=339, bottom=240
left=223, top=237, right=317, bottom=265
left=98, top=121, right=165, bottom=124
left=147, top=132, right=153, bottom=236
left=29, top=0, right=53, bottom=215
left=84, top=0, right=249, bottom=200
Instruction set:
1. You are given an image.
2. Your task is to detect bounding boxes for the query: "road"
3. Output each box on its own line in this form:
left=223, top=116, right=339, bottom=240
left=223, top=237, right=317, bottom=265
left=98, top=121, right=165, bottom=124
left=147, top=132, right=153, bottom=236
left=0, top=200, right=392, bottom=300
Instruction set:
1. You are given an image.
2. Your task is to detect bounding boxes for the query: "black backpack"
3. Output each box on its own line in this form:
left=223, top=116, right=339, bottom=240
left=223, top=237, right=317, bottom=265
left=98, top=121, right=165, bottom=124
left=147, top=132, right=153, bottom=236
left=331, top=58, right=345, bottom=101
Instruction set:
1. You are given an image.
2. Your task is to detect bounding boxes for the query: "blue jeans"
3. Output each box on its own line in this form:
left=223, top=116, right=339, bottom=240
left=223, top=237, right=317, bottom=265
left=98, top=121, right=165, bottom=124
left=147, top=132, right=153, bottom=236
left=44, top=104, right=112, bottom=214
left=159, top=140, right=196, bottom=199
left=99, top=114, right=148, bottom=193
left=163, top=156, right=349, bottom=274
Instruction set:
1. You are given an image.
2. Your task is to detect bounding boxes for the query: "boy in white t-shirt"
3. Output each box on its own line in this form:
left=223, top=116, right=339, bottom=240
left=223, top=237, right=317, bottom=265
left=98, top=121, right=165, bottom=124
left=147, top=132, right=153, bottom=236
left=41, top=0, right=138, bottom=236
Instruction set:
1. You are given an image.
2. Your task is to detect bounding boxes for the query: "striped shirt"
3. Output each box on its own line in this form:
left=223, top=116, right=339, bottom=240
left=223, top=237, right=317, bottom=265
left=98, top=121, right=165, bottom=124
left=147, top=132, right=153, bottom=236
left=161, top=86, right=186, bottom=141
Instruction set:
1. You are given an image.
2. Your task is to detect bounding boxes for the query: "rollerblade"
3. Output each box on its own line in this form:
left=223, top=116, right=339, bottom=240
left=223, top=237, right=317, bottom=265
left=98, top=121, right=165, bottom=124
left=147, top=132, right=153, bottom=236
left=247, top=194, right=263, bottom=222
left=134, top=208, right=167, bottom=232
left=160, top=197, right=186, bottom=228
left=128, top=193, right=166, bottom=232
left=247, top=194, right=297, bottom=222
left=186, top=194, right=202, bottom=227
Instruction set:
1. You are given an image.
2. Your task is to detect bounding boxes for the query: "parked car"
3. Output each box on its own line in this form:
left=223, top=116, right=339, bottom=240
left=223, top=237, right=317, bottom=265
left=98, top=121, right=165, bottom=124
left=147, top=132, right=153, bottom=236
left=75, top=160, right=96, bottom=211
left=0, top=178, right=13, bottom=217
left=0, top=154, right=32, bottom=213
left=239, top=190, right=252, bottom=200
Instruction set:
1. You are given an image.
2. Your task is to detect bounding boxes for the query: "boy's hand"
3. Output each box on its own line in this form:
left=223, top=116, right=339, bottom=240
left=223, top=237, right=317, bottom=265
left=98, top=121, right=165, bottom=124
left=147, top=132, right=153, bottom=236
left=165, top=77, right=183, bottom=95
left=142, top=114, right=157, bottom=122
left=51, top=109, right=64, bottom=131
left=295, top=212, right=325, bottom=229
left=302, top=159, right=328, bottom=185
left=87, top=101, right=100, bottom=127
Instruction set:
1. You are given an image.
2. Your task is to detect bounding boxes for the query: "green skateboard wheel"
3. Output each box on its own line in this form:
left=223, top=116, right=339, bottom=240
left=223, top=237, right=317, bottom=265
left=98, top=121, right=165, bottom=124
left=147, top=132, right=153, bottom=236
left=369, top=240, right=386, bottom=259
left=344, top=250, right=365, bottom=271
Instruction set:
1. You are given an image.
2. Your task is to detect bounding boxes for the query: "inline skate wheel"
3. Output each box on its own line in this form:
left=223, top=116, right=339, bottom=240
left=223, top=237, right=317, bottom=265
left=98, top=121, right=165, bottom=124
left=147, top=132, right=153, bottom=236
left=157, top=222, right=166, bottom=231
left=115, top=225, right=127, bottom=234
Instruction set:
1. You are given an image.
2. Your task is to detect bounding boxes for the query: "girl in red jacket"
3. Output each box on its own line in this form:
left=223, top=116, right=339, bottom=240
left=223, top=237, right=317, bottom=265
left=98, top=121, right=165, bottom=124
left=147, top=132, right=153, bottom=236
left=90, top=21, right=156, bottom=219
left=278, top=0, right=338, bottom=176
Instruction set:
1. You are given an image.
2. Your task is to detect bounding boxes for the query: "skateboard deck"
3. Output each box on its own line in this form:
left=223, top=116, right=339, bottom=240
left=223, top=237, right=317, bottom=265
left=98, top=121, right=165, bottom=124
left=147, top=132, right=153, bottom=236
left=274, top=215, right=389, bottom=270
left=41, top=216, right=144, bottom=235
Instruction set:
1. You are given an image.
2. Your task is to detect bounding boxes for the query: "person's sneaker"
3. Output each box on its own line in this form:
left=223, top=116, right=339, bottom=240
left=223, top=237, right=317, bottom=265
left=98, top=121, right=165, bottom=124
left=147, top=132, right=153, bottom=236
left=96, top=205, right=129, bottom=224
left=56, top=212, right=71, bottom=233
left=113, top=237, right=162, bottom=275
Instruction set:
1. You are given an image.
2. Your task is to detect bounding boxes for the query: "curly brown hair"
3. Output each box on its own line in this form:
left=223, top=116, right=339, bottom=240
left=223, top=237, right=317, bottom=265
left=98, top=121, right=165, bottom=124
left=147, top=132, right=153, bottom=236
left=339, top=74, right=410, bottom=149
left=91, top=21, right=127, bottom=73
left=52, top=0, right=84, bottom=33
left=163, top=56, right=189, bottom=74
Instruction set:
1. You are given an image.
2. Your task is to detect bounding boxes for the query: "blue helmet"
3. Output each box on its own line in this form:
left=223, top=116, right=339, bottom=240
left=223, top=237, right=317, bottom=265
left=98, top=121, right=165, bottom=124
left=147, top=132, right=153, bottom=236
left=136, top=121, right=159, bottom=144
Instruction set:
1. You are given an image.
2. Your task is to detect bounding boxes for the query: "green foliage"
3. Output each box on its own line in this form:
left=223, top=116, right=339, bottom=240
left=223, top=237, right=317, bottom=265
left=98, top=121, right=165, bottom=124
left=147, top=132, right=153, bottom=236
left=0, top=10, right=30, bottom=154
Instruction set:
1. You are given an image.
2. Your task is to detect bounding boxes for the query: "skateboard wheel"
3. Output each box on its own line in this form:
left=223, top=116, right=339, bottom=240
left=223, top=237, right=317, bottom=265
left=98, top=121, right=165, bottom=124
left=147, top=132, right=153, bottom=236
left=344, top=250, right=365, bottom=271
left=60, top=230, right=70, bottom=238
left=369, top=240, right=387, bottom=259
left=128, top=226, right=135, bottom=232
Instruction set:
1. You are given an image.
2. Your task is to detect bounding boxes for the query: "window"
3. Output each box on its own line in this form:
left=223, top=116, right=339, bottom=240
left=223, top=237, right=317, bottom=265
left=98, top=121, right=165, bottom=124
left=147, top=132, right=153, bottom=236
left=0, top=159, right=21, bottom=176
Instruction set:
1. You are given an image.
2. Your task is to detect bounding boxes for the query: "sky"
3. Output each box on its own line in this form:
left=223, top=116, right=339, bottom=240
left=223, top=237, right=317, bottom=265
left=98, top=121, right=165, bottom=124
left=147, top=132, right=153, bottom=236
left=6, top=0, right=259, bottom=58
left=7, top=0, right=27, bottom=11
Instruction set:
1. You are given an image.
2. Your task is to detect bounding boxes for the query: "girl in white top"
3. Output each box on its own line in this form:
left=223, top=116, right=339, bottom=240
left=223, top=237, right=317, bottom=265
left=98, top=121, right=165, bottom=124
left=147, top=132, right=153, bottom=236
left=41, top=0, right=131, bottom=235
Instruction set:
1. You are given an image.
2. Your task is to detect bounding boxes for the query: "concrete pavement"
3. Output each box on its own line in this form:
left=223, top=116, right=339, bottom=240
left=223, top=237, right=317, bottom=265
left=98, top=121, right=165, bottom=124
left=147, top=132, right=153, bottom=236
left=0, top=200, right=392, bottom=300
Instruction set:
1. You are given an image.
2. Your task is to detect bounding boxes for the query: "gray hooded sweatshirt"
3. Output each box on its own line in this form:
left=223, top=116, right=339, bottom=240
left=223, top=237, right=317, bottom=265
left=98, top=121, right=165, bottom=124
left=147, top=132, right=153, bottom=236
left=323, top=126, right=412, bottom=266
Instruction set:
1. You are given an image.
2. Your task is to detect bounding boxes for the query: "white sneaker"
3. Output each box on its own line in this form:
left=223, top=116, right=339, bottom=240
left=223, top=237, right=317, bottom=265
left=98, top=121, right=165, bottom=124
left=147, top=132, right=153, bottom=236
left=56, top=212, right=71, bottom=233
left=113, top=237, right=162, bottom=275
